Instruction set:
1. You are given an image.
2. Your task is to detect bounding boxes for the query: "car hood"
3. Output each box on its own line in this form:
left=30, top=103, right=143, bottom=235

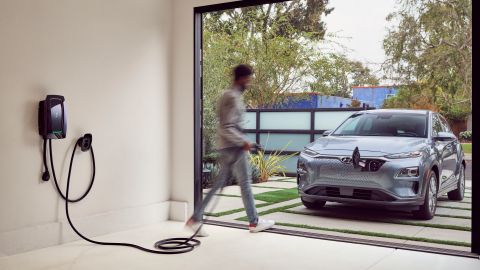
left=305, top=136, right=428, bottom=157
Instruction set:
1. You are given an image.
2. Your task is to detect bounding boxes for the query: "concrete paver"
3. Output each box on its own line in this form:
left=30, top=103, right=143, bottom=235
left=203, top=185, right=279, bottom=196
left=260, top=212, right=425, bottom=237
left=202, top=195, right=264, bottom=214
left=435, top=207, right=471, bottom=217
left=287, top=205, right=471, bottom=228
left=437, top=200, right=471, bottom=209
left=251, top=181, right=296, bottom=189
left=413, top=226, right=471, bottom=243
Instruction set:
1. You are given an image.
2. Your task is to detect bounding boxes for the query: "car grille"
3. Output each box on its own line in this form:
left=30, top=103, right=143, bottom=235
left=353, top=189, right=372, bottom=200
left=306, top=158, right=383, bottom=187
left=305, top=186, right=394, bottom=201
left=325, top=187, right=340, bottom=197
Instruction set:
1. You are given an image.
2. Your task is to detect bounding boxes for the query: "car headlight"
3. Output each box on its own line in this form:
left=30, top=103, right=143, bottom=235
left=397, top=167, right=420, bottom=177
left=303, top=148, right=320, bottom=157
left=385, top=151, right=422, bottom=159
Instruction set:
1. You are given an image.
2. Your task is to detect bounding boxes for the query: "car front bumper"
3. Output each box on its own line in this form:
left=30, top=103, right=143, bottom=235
left=297, top=153, right=428, bottom=206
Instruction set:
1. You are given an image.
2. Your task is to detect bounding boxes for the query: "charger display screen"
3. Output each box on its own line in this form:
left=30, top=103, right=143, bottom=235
left=50, top=103, right=63, bottom=134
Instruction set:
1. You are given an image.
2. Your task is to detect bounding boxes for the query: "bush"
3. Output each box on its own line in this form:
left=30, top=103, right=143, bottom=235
left=249, top=140, right=297, bottom=182
left=349, top=99, right=361, bottom=108
left=459, top=131, right=472, bottom=141
left=203, top=152, right=220, bottom=164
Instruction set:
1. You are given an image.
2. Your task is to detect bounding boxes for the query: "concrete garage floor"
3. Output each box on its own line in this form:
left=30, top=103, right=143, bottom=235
left=204, top=162, right=474, bottom=252
left=1, top=221, right=478, bottom=270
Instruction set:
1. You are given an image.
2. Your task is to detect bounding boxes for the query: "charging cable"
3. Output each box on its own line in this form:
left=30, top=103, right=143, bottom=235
left=47, top=135, right=202, bottom=254
left=45, top=135, right=245, bottom=254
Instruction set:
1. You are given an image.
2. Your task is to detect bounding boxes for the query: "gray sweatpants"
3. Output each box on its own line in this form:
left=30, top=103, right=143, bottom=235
left=193, top=147, right=258, bottom=225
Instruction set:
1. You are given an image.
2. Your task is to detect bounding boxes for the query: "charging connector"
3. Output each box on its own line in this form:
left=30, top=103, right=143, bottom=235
left=78, top=134, right=92, bottom=152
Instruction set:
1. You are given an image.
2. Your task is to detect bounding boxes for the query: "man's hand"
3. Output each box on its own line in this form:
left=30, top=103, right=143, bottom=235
left=242, top=142, right=252, bottom=151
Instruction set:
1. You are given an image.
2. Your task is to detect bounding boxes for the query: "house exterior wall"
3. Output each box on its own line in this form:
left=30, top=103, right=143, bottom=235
left=352, top=86, right=398, bottom=109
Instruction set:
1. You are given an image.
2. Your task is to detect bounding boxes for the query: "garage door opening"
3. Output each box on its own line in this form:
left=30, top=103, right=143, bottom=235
left=193, top=0, right=477, bottom=257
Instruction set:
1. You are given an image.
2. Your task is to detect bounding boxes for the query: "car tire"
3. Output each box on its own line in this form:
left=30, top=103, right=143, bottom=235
left=413, top=170, right=438, bottom=220
left=447, top=164, right=465, bottom=201
left=301, top=197, right=326, bottom=209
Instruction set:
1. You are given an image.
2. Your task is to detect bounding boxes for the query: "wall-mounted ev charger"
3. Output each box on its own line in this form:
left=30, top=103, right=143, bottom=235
left=38, top=95, right=201, bottom=254
left=38, top=95, right=67, bottom=140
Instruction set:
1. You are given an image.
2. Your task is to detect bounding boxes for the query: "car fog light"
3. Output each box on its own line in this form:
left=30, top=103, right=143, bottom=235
left=397, top=167, right=419, bottom=177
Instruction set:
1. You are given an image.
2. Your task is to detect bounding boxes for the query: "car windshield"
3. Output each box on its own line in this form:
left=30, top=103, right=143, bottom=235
left=332, top=112, right=428, bottom=137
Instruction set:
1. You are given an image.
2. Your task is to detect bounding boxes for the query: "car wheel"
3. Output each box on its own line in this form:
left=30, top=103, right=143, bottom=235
left=301, top=197, right=326, bottom=209
left=413, top=170, right=437, bottom=220
left=447, top=164, right=465, bottom=201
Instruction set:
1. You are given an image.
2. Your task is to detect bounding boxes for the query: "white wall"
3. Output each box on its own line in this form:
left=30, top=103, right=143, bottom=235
left=0, top=0, right=173, bottom=255
left=170, top=0, right=235, bottom=215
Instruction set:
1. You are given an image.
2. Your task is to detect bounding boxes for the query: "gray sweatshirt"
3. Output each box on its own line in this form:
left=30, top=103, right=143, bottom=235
left=216, top=86, right=250, bottom=149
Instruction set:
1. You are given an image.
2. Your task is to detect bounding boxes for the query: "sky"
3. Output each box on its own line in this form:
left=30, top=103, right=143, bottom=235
left=321, top=0, right=399, bottom=84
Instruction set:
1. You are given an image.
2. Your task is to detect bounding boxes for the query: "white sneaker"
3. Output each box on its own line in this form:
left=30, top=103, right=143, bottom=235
left=186, top=219, right=209, bottom=237
left=249, top=219, right=275, bottom=233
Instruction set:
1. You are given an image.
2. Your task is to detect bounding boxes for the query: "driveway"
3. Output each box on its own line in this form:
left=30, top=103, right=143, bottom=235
left=203, top=162, right=473, bottom=252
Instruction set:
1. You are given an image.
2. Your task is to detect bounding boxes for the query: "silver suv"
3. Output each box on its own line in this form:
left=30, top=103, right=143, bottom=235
left=297, top=109, right=466, bottom=220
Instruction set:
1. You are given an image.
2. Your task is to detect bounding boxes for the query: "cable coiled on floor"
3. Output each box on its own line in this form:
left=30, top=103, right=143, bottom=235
left=49, top=137, right=201, bottom=254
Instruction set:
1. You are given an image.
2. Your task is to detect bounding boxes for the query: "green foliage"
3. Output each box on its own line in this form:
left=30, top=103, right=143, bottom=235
left=249, top=139, right=297, bottom=182
left=310, top=53, right=379, bottom=98
left=203, top=152, right=220, bottom=164
left=382, top=83, right=439, bottom=111
left=249, top=149, right=297, bottom=182
left=202, top=1, right=378, bottom=153
left=460, top=131, right=471, bottom=141
left=382, top=0, right=472, bottom=120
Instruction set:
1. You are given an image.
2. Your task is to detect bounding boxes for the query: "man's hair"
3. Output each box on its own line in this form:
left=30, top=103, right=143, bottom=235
left=233, top=64, right=253, bottom=81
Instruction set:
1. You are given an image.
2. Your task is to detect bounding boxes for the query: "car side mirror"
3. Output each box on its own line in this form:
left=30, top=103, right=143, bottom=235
left=322, top=130, right=332, bottom=136
left=434, top=132, right=456, bottom=141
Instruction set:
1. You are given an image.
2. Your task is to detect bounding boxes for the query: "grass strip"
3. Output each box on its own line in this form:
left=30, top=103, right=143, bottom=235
left=203, top=193, right=242, bottom=198
left=273, top=222, right=471, bottom=247
left=236, top=202, right=471, bottom=246
left=253, top=188, right=300, bottom=203
left=269, top=180, right=296, bottom=183
left=282, top=210, right=471, bottom=232
left=251, top=185, right=289, bottom=190
left=435, top=214, right=471, bottom=219
left=437, top=205, right=472, bottom=210
left=204, top=202, right=273, bottom=217
left=461, top=143, right=471, bottom=153
left=236, top=202, right=303, bottom=221
left=268, top=177, right=295, bottom=182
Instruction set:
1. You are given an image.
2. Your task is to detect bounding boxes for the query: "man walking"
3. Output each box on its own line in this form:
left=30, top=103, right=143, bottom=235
left=187, top=64, right=275, bottom=236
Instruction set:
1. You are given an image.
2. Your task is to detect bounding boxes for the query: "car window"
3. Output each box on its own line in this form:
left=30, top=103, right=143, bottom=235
left=432, top=114, right=443, bottom=136
left=338, top=114, right=361, bottom=133
left=439, top=115, right=452, bottom=133
left=332, top=112, right=428, bottom=137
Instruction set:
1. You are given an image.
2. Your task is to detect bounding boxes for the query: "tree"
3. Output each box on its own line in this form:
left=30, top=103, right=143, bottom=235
left=309, top=53, right=379, bottom=98
left=202, top=1, right=334, bottom=153
left=203, top=1, right=333, bottom=108
left=382, top=0, right=472, bottom=120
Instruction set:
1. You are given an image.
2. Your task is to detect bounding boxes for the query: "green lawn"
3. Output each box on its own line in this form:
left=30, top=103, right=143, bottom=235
left=254, top=188, right=299, bottom=203
left=461, top=143, right=471, bottom=153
